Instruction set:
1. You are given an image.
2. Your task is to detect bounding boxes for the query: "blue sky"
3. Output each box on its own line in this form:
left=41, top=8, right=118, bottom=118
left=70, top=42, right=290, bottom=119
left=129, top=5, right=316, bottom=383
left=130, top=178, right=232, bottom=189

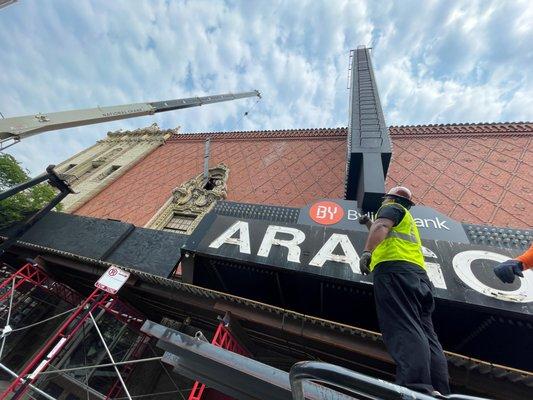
left=1, top=0, right=532, bottom=175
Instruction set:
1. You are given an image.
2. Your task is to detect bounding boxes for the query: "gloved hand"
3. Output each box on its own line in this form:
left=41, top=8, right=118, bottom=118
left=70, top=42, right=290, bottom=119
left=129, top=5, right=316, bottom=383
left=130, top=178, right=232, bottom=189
left=359, top=251, right=372, bottom=275
left=358, top=215, right=370, bottom=225
left=494, top=259, right=524, bottom=284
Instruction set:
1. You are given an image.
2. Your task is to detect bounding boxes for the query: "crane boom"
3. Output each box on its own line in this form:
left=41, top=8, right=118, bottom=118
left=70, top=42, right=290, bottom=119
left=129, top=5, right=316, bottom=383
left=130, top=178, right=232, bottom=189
left=0, top=90, right=260, bottom=150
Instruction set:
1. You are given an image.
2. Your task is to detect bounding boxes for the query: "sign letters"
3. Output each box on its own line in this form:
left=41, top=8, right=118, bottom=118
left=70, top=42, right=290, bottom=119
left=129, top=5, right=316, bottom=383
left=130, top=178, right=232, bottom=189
left=198, top=216, right=532, bottom=311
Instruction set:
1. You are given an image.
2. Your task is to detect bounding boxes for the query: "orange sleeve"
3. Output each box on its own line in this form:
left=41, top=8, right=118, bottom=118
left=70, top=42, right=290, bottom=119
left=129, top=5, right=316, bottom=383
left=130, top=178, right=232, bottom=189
left=516, top=243, right=533, bottom=270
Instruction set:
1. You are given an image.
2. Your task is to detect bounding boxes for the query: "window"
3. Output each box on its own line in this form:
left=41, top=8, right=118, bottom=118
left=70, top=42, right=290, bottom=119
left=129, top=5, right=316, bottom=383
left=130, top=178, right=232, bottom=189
left=163, top=213, right=196, bottom=233
left=79, top=164, right=97, bottom=180
left=63, top=163, right=77, bottom=172
left=204, top=177, right=216, bottom=190
left=95, top=165, right=121, bottom=181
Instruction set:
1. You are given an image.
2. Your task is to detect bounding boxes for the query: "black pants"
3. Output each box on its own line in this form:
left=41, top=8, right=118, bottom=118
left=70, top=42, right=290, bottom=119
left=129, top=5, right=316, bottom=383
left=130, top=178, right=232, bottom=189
left=373, top=263, right=450, bottom=395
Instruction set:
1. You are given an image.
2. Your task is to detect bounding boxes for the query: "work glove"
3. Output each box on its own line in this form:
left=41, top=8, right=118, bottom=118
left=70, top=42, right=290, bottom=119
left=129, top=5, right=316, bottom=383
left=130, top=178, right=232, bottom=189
left=359, top=251, right=372, bottom=275
left=494, top=259, right=524, bottom=284
left=358, top=215, right=370, bottom=225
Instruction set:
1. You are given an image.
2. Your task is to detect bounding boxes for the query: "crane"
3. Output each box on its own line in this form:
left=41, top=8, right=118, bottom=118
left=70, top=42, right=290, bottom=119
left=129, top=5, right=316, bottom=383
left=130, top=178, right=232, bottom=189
left=0, top=90, right=261, bottom=151
left=0, top=89, right=260, bottom=256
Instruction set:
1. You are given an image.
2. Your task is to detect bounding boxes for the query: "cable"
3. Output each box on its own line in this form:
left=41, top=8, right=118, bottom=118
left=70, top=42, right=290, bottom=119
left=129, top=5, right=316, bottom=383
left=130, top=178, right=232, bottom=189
left=231, top=97, right=261, bottom=131
left=10, top=306, right=78, bottom=333
left=89, top=312, right=133, bottom=400
left=0, top=277, right=16, bottom=359
left=147, top=341, right=186, bottom=400
left=33, top=356, right=163, bottom=376
left=114, top=388, right=192, bottom=400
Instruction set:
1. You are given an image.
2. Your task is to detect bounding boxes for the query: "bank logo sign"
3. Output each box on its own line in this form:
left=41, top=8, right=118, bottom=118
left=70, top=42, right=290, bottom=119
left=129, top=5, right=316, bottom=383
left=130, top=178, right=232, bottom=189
left=300, top=199, right=469, bottom=243
left=309, top=200, right=344, bottom=225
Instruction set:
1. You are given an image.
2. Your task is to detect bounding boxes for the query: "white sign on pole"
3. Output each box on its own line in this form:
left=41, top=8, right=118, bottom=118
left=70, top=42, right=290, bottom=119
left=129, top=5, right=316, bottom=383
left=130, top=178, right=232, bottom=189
left=95, top=266, right=130, bottom=294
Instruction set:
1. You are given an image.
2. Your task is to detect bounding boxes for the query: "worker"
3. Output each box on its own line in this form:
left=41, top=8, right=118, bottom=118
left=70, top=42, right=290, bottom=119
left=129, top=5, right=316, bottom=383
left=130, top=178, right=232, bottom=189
left=493, top=243, right=533, bottom=283
left=358, top=187, right=450, bottom=396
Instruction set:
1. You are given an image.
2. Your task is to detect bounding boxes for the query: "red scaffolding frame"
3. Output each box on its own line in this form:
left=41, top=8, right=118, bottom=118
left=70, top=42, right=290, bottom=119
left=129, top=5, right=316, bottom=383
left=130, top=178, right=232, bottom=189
left=0, top=262, right=146, bottom=400
left=188, top=322, right=251, bottom=400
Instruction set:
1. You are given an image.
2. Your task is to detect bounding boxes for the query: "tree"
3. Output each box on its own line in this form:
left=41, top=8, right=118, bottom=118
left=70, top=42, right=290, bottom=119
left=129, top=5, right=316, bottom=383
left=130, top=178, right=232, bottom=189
left=0, top=154, right=60, bottom=228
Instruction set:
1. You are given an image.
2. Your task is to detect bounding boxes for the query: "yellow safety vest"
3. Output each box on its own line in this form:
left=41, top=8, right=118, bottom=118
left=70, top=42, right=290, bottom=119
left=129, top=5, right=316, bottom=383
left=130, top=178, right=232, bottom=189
left=369, top=203, right=425, bottom=271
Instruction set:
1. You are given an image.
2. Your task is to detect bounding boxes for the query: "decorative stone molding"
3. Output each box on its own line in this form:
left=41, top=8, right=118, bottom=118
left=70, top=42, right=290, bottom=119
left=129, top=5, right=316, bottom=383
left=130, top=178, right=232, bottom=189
left=146, top=164, right=229, bottom=233
left=57, top=123, right=177, bottom=212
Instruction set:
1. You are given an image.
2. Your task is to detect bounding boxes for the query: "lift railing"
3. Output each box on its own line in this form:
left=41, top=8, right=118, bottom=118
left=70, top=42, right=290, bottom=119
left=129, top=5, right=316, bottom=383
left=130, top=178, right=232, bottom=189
left=289, top=361, right=492, bottom=400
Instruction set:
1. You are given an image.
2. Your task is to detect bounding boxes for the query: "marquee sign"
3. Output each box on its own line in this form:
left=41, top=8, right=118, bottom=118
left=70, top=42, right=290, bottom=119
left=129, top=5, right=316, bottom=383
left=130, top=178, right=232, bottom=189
left=184, top=213, right=533, bottom=316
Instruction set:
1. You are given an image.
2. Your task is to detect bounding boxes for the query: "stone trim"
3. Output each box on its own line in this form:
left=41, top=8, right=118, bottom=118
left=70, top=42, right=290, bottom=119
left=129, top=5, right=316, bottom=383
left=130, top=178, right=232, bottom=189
left=57, top=123, right=173, bottom=212
left=146, top=164, right=229, bottom=234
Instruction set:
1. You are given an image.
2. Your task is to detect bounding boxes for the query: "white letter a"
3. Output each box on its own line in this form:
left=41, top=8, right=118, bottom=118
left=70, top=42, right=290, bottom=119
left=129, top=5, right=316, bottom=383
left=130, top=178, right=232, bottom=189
left=309, top=233, right=361, bottom=274
left=209, top=221, right=251, bottom=254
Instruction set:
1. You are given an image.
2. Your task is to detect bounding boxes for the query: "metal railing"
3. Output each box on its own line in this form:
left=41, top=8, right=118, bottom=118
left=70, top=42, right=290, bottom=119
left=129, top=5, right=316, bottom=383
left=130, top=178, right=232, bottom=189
left=289, top=361, right=491, bottom=400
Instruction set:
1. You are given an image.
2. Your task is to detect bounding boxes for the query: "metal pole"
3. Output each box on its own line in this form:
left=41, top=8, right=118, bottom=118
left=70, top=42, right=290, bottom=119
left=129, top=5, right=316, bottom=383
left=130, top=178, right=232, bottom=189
left=0, top=277, right=16, bottom=359
left=203, top=138, right=210, bottom=183
left=0, top=173, right=49, bottom=202
left=0, top=190, right=69, bottom=257
left=89, top=312, right=133, bottom=400
left=0, top=363, right=58, bottom=400
left=34, top=356, right=163, bottom=376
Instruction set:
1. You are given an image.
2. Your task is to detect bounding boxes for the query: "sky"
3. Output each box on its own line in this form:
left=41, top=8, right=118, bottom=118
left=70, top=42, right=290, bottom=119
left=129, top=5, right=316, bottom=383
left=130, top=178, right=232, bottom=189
left=1, top=0, right=532, bottom=175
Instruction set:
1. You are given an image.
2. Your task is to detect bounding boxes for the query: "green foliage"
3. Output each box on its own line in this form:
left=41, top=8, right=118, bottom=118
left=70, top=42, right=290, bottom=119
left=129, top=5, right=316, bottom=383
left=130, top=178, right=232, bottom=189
left=0, top=154, right=61, bottom=227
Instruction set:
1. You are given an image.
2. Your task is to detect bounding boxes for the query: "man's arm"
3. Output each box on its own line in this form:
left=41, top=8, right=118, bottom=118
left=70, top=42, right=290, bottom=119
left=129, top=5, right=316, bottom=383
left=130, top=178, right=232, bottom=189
left=516, top=243, right=533, bottom=271
left=359, top=217, right=395, bottom=275
left=364, top=218, right=394, bottom=252
left=358, top=215, right=373, bottom=230
left=494, top=243, right=533, bottom=284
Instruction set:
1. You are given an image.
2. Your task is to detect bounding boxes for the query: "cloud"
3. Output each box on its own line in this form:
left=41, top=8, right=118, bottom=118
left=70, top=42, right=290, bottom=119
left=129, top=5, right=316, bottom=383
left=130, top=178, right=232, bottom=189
left=0, top=0, right=531, bottom=175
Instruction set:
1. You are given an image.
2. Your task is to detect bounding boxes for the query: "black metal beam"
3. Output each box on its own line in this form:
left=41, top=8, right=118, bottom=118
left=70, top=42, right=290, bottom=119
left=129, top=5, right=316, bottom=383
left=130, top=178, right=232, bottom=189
left=0, top=165, right=74, bottom=257
left=345, top=46, right=392, bottom=212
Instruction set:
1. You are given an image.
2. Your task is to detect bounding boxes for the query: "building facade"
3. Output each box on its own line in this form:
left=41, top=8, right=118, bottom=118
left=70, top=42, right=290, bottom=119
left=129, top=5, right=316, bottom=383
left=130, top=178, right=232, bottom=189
left=60, top=122, right=533, bottom=230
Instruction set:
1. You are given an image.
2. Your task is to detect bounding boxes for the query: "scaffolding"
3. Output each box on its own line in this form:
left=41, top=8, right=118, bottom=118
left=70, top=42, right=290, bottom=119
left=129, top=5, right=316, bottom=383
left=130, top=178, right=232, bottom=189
left=0, top=262, right=148, bottom=400
left=188, top=322, right=251, bottom=400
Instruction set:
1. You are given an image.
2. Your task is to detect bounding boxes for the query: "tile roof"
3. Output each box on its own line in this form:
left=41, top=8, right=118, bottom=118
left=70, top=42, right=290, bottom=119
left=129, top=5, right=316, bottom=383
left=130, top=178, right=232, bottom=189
left=389, top=122, right=533, bottom=137
left=74, top=123, right=532, bottom=229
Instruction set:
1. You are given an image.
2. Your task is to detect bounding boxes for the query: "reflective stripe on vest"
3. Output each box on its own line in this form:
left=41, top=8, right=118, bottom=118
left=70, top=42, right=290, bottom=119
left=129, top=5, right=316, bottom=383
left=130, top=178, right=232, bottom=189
left=387, top=230, right=418, bottom=243
left=369, top=203, right=425, bottom=271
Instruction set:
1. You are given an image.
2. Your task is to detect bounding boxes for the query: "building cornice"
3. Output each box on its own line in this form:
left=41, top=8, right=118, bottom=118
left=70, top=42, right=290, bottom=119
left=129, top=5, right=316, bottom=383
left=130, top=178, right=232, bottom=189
left=167, top=122, right=532, bottom=142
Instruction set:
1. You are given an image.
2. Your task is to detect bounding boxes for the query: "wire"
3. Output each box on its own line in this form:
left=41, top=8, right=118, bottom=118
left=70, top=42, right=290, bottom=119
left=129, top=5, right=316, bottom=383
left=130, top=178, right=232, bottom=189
left=34, top=356, right=163, bottom=376
left=10, top=306, right=78, bottom=333
left=114, top=388, right=192, bottom=400
left=232, top=97, right=261, bottom=131
left=81, top=320, right=90, bottom=400
left=147, top=341, right=186, bottom=400
left=89, top=312, right=133, bottom=400
left=0, top=277, right=16, bottom=359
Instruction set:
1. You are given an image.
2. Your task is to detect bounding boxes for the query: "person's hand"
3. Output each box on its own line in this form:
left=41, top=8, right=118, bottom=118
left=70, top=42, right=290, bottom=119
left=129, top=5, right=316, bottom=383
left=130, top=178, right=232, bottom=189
left=360, top=251, right=372, bottom=275
left=358, top=215, right=370, bottom=225
left=494, top=259, right=523, bottom=284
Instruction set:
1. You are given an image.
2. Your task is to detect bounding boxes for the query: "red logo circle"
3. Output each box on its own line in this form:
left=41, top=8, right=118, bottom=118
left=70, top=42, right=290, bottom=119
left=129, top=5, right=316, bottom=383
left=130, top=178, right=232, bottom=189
left=108, top=268, right=118, bottom=276
left=309, top=201, right=344, bottom=225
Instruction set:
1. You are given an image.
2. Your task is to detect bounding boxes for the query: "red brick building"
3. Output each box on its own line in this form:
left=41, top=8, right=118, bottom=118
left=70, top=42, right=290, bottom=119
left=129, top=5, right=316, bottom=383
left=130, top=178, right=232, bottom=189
left=70, top=122, right=532, bottom=229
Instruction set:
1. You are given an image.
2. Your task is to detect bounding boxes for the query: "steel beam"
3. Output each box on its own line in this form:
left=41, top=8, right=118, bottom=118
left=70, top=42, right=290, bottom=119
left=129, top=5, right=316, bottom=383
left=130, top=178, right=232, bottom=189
left=0, top=91, right=260, bottom=142
left=345, top=46, right=392, bottom=212
left=141, top=320, right=352, bottom=400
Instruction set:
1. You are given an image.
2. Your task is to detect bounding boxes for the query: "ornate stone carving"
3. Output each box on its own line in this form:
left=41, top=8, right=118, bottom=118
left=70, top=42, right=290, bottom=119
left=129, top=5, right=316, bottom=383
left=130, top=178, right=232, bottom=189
left=147, top=164, right=229, bottom=233
left=92, top=147, right=123, bottom=167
